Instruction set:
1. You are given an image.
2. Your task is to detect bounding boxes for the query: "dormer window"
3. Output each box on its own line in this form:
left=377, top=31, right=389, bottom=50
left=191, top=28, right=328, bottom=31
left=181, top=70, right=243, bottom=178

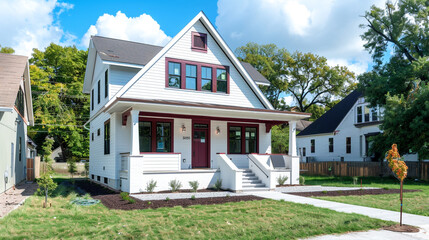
left=191, top=32, right=207, bottom=53
left=356, top=104, right=381, bottom=124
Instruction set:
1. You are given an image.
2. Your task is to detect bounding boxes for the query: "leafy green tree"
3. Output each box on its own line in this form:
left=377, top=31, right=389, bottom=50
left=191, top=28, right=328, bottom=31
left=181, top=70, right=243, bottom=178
left=236, top=43, right=356, bottom=112
left=271, top=125, right=289, bottom=154
left=84, top=162, right=89, bottom=178
left=0, top=44, right=14, bottom=54
left=41, top=137, right=54, bottom=163
left=29, top=43, right=89, bottom=161
left=359, top=0, right=429, bottom=161
left=236, top=43, right=289, bottom=109
left=36, top=173, right=58, bottom=208
left=286, top=52, right=356, bottom=112
left=67, top=160, right=78, bottom=178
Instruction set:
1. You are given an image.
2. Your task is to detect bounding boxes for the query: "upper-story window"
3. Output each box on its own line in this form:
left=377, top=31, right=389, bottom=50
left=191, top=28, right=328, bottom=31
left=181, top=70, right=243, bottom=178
left=91, top=89, right=94, bottom=110
left=191, top=32, right=207, bottom=53
left=104, top=69, right=108, bottom=98
left=165, top=58, right=229, bottom=94
left=356, top=104, right=381, bottom=124
left=97, top=80, right=101, bottom=104
left=168, top=62, right=181, bottom=88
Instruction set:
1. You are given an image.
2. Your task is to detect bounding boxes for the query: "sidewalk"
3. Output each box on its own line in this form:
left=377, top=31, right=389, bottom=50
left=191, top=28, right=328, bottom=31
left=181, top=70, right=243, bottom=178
left=251, top=191, right=429, bottom=239
left=0, top=182, right=38, bottom=218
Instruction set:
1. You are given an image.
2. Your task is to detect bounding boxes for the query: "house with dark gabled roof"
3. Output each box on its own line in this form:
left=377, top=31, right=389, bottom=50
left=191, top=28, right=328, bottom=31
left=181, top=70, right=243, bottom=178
left=0, top=53, right=34, bottom=193
left=83, top=12, right=311, bottom=193
left=296, top=90, right=418, bottom=162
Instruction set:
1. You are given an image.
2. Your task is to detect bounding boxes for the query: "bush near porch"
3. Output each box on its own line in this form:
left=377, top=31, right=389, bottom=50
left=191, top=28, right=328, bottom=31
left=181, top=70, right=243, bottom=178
left=304, top=175, right=429, bottom=216
left=0, top=178, right=394, bottom=239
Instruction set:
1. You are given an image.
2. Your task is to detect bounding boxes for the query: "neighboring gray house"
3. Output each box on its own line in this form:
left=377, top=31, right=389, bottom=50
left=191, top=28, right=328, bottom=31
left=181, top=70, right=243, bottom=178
left=0, top=53, right=34, bottom=193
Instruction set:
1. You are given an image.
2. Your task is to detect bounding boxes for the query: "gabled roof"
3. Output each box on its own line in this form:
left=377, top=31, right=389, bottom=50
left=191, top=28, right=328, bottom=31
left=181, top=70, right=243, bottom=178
left=0, top=53, right=28, bottom=108
left=0, top=53, right=34, bottom=125
left=297, top=90, right=362, bottom=137
left=92, top=35, right=163, bottom=66
left=88, top=35, right=270, bottom=86
left=296, top=119, right=312, bottom=131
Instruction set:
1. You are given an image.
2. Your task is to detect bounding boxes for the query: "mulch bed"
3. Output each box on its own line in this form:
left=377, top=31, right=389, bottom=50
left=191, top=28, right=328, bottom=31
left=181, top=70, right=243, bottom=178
left=289, top=188, right=420, bottom=197
left=383, top=224, right=420, bottom=232
left=74, top=180, right=263, bottom=210
left=134, top=189, right=228, bottom=194
left=276, top=184, right=301, bottom=187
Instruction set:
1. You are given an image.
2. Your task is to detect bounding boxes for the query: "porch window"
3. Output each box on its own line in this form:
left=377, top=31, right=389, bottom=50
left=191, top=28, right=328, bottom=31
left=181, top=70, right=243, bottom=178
left=139, top=118, right=173, bottom=153
left=328, top=138, right=333, bottom=152
left=229, top=126, right=242, bottom=154
left=228, top=124, right=259, bottom=154
left=217, top=69, right=227, bottom=93
left=357, top=106, right=362, bottom=123
left=104, top=120, right=110, bottom=154
left=168, top=62, right=181, bottom=88
left=185, top=64, right=197, bottom=90
left=201, top=66, right=212, bottom=91
left=346, top=137, right=351, bottom=154
left=245, top=127, right=257, bottom=153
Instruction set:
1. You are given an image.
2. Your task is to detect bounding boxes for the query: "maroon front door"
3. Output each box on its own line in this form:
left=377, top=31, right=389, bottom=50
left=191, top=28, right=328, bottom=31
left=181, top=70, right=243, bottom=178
left=192, top=124, right=209, bottom=168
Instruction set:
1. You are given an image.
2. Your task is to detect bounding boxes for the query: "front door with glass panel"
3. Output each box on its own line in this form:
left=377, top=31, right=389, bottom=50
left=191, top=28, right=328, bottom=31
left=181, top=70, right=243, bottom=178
left=192, top=124, right=209, bottom=168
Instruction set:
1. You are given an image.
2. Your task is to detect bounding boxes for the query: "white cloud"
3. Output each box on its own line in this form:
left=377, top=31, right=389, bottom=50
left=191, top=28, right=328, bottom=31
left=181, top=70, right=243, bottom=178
left=81, top=11, right=172, bottom=47
left=0, top=0, right=74, bottom=56
left=216, top=0, right=386, bottom=75
left=282, top=95, right=295, bottom=106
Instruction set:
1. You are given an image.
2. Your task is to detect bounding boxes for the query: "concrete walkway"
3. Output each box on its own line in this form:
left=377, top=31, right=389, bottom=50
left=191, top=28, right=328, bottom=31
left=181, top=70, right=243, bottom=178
left=251, top=191, right=429, bottom=239
left=0, top=182, right=38, bottom=218
left=275, top=185, right=378, bottom=193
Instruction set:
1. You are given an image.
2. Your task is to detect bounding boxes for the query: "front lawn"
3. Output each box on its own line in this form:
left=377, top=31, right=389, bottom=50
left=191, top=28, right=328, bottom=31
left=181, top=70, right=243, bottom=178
left=0, top=180, right=393, bottom=239
left=303, top=175, right=429, bottom=216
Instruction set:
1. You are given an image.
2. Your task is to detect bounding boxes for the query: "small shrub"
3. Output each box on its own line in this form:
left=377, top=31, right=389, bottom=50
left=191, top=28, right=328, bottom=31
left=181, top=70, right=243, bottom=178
left=36, top=173, right=58, bottom=208
left=191, top=195, right=196, bottom=200
left=67, top=160, right=78, bottom=178
left=148, top=201, right=152, bottom=205
left=277, top=175, right=289, bottom=185
left=322, top=190, right=328, bottom=194
left=352, top=176, right=359, bottom=185
left=299, top=176, right=305, bottom=185
left=383, top=187, right=390, bottom=190
left=128, top=198, right=136, bottom=204
left=146, top=179, right=157, bottom=193
left=189, top=181, right=199, bottom=192
left=120, top=192, right=129, bottom=200
left=165, top=197, right=170, bottom=202
left=279, top=199, right=285, bottom=202
left=169, top=179, right=182, bottom=192
left=214, top=179, right=222, bottom=191
left=226, top=194, right=230, bottom=198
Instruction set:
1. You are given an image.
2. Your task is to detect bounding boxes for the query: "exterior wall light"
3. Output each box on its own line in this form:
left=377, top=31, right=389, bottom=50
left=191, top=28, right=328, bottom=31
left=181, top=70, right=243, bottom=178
left=216, top=126, right=220, bottom=135
left=181, top=124, right=186, bottom=132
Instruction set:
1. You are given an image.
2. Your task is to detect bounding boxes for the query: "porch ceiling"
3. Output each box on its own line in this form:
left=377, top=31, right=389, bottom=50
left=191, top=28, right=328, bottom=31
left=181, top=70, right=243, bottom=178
left=107, top=98, right=310, bottom=122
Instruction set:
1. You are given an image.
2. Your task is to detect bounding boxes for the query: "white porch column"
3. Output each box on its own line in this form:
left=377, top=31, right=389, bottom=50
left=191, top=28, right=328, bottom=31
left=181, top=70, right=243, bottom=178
left=130, top=110, right=140, bottom=155
left=288, top=121, right=297, bottom=156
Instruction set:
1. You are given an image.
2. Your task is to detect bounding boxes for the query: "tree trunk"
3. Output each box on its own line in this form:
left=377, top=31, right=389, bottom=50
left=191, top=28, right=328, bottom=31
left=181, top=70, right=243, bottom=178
left=400, top=180, right=403, bottom=226
left=44, top=188, right=48, bottom=208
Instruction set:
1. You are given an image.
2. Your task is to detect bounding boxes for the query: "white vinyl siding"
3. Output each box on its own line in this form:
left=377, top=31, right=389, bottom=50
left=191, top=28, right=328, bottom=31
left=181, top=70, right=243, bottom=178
left=122, top=20, right=265, bottom=109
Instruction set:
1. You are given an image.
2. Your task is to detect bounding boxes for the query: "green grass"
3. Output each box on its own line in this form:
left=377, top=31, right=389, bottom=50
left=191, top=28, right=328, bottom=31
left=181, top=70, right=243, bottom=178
left=0, top=180, right=394, bottom=239
left=303, top=175, right=429, bottom=216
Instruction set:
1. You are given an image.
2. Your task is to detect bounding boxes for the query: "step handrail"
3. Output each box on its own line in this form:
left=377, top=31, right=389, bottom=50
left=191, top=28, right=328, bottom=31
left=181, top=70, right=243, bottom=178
left=248, top=156, right=269, bottom=178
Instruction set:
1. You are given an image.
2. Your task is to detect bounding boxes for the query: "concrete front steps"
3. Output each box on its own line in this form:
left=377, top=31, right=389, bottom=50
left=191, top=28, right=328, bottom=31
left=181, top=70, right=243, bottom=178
left=241, top=169, right=269, bottom=192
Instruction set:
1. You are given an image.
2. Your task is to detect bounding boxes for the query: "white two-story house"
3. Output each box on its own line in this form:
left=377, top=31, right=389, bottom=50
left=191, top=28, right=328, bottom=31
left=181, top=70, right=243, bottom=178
left=83, top=12, right=310, bottom=193
left=296, top=90, right=418, bottom=162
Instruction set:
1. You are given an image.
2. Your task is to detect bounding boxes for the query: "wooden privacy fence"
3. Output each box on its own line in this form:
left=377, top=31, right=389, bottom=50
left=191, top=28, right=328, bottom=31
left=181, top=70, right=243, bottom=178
left=301, top=161, right=429, bottom=181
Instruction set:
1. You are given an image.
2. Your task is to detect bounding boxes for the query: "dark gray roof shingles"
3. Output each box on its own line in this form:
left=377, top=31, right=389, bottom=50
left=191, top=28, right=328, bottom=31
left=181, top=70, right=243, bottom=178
left=91, top=35, right=270, bottom=85
left=0, top=53, right=28, bottom=108
left=297, top=90, right=362, bottom=136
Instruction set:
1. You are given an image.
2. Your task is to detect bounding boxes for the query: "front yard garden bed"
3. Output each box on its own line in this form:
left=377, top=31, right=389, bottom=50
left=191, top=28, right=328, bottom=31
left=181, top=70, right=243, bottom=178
left=74, top=180, right=263, bottom=210
left=290, top=188, right=420, bottom=197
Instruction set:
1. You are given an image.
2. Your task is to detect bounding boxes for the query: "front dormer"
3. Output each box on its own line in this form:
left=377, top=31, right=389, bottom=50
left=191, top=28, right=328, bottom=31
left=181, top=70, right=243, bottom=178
left=355, top=97, right=383, bottom=126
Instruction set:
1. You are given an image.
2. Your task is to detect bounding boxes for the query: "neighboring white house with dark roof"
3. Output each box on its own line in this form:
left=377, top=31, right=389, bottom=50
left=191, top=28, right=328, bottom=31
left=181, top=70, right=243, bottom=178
left=0, top=53, right=34, bottom=193
left=296, top=90, right=418, bottom=162
left=83, top=12, right=310, bottom=193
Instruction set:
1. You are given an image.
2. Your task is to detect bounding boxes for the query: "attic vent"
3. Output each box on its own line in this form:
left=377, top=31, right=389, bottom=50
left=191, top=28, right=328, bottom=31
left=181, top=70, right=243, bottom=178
left=191, top=32, right=207, bottom=52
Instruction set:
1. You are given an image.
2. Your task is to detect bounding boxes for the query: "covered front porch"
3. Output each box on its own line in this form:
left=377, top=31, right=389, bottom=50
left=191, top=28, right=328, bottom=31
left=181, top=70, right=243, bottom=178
left=105, top=99, right=308, bottom=193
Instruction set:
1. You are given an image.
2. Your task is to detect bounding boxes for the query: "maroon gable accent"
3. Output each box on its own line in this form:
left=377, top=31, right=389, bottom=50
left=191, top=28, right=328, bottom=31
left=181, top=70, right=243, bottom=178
left=191, top=32, right=207, bottom=53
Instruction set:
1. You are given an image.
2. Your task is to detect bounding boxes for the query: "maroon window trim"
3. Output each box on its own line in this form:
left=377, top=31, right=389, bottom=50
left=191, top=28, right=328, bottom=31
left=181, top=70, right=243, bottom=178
left=227, top=122, right=259, bottom=154
left=191, top=32, right=207, bottom=53
left=165, top=57, right=229, bottom=94
left=138, top=116, right=174, bottom=153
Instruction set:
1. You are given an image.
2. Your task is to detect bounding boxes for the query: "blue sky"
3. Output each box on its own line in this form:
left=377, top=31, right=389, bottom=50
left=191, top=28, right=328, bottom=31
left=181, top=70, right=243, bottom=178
left=0, top=0, right=388, bottom=104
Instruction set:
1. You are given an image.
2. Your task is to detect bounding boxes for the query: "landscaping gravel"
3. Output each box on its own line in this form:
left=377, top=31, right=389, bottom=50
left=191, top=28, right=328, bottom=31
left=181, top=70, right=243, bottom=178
left=275, top=185, right=379, bottom=193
